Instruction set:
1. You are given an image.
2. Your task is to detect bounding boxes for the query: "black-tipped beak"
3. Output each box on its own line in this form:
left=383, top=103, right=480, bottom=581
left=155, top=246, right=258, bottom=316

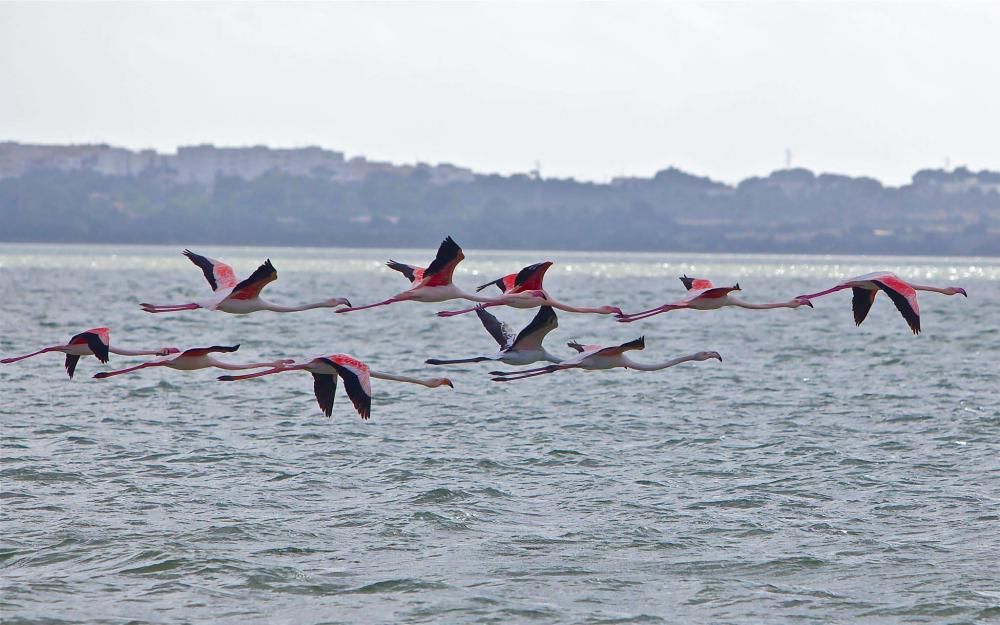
left=444, top=380, right=454, bottom=388
left=802, top=299, right=814, bottom=308
left=343, top=300, right=352, bottom=307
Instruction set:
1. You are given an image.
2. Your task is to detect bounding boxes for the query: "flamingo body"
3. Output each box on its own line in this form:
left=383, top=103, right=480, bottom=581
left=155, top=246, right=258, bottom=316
left=490, top=336, right=722, bottom=382
left=617, top=275, right=811, bottom=322
left=141, top=250, right=350, bottom=315
left=797, top=271, right=967, bottom=334
left=426, top=305, right=563, bottom=367
left=1, top=327, right=178, bottom=378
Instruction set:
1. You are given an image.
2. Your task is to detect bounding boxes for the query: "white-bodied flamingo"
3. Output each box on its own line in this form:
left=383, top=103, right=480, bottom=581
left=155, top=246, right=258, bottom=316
left=141, top=250, right=351, bottom=314
left=436, top=261, right=622, bottom=317
left=336, top=237, right=526, bottom=314
left=1, top=327, right=179, bottom=379
left=426, top=305, right=562, bottom=367
left=217, top=354, right=453, bottom=419
left=616, top=275, right=812, bottom=323
left=490, top=336, right=721, bottom=382
left=92, top=345, right=291, bottom=378
left=796, top=271, right=967, bottom=334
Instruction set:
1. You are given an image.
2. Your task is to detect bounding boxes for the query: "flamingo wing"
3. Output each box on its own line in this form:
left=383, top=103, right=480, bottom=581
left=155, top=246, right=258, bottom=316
left=873, top=278, right=921, bottom=334
left=511, top=262, right=552, bottom=292
left=852, top=288, right=878, bottom=326
left=181, top=345, right=240, bottom=358
left=324, top=355, right=372, bottom=420
left=475, top=273, right=517, bottom=293
left=680, top=275, right=715, bottom=291
left=64, top=355, right=81, bottom=378
left=420, top=236, right=465, bottom=288
left=311, top=373, right=337, bottom=417
left=474, top=306, right=515, bottom=348
left=691, top=286, right=738, bottom=301
left=69, top=330, right=110, bottom=363
left=509, top=306, right=558, bottom=352
left=229, top=260, right=278, bottom=300
left=387, top=260, right=425, bottom=284
left=184, top=249, right=239, bottom=292
left=594, top=336, right=646, bottom=358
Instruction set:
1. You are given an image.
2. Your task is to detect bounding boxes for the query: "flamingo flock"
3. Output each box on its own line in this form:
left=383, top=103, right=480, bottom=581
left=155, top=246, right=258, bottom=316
left=3, top=236, right=969, bottom=419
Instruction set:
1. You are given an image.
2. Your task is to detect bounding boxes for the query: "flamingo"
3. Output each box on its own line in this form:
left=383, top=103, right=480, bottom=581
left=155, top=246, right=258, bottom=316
left=616, top=275, right=812, bottom=323
left=141, top=250, right=351, bottom=314
left=426, top=305, right=562, bottom=367
left=489, top=336, right=721, bottom=382
left=436, top=261, right=622, bottom=317
left=217, top=355, right=453, bottom=419
left=796, top=271, right=967, bottom=334
left=335, top=236, right=527, bottom=314
left=92, top=345, right=292, bottom=378
left=1, top=328, right=179, bottom=379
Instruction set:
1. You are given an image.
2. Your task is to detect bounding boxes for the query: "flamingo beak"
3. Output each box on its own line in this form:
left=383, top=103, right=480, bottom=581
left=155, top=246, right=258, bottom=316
left=799, top=298, right=814, bottom=308
left=957, top=288, right=967, bottom=297
left=713, top=352, right=723, bottom=361
left=443, top=379, right=454, bottom=388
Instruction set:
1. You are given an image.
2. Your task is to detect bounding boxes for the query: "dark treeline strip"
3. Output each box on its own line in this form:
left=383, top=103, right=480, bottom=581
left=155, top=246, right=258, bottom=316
left=1, top=167, right=998, bottom=255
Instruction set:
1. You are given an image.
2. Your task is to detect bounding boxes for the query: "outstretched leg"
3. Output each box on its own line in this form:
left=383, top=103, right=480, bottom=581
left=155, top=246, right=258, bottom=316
left=425, top=356, right=491, bottom=365
left=1, top=346, right=60, bottom=364
left=93, top=362, right=159, bottom=378
left=335, top=298, right=400, bottom=313
left=437, top=303, right=501, bottom=318
left=140, top=303, right=201, bottom=313
left=490, top=364, right=571, bottom=381
left=616, top=305, right=682, bottom=323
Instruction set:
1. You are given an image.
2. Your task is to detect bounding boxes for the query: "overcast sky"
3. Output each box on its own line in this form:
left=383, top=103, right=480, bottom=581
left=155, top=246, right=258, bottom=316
left=2, top=1, right=998, bottom=184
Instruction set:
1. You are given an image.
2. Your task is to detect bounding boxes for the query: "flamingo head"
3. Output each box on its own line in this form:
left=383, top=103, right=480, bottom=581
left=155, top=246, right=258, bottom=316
left=794, top=298, right=814, bottom=308
left=432, top=378, right=454, bottom=388
left=950, top=287, right=967, bottom=297
left=325, top=297, right=352, bottom=308
left=696, top=351, right=723, bottom=362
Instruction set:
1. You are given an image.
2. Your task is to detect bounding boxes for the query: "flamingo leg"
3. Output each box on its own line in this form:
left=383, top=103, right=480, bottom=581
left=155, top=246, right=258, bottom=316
left=490, top=365, right=571, bottom=382
left=616, top=305, right=682, bottom=322
left=437, top=302, right=501, bottom=318
left=335, top=298, right=401, bottom=313
left=488, top=363, right=557, bottom=377
left=1, top=346, right=59, bottom=364
left=425, top=356, right=491, bottom=365
left=141, top=303, right=201, bottom=313
left=217, top=365, right=303, bottom=381
left=93, top=362, right=159, bottom=378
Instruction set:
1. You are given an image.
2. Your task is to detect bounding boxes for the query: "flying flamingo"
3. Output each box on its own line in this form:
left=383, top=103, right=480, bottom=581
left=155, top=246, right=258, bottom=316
left=436, top=261, right=622, bottom=317
left=796, top=271, right=967, bottom=334
left=426, top=305, right=562, bottom=367
left=217, top=355, right=453, bottom=419
left=489, top=336, right=721, bottom=382
left=141, top=250, right=351, bottom=314
left=616, top=275, right=812, bottom=323
left=92, top=345, right=292, bottom=379
left=1, top=328, right=179, bottom=379
left=336, top=236, right=525, bottom=314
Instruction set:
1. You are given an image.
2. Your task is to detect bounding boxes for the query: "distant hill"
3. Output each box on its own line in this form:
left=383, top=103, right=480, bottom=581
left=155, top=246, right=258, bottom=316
left=1, top=142, right=997, bottom=255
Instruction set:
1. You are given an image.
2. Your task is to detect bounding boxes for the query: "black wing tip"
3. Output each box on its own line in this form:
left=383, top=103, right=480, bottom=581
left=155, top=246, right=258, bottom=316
left=679, top=275, right=695, bottom=289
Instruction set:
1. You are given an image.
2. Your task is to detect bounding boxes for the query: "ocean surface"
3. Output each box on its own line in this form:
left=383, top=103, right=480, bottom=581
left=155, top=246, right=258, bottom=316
left=1, top=243, right=998, bottom=624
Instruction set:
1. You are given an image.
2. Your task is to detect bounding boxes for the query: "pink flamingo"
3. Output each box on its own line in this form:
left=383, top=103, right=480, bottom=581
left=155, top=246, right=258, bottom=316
left=616, top=275, right=812, bottom=323
left=436, top=261, right=622, bottom=318
left=141, top=250, right=351, bottom=314
left=92, top=345, right=291, bottom=379
left=489, top=336, right=721, bottom=382
left=217, top=355, right=454, bottom=419
left=1, top=328, right=178, bottom=379
left=797, top=271, right=967, bottom=334
left=336, top=236, right=522, bottom=314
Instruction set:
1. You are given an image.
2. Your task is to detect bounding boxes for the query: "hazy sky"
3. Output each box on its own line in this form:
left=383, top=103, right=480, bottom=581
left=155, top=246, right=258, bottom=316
left=2, top=1, right=998, bottom=184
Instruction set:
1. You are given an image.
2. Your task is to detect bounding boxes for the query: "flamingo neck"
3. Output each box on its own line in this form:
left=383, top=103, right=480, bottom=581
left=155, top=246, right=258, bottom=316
left=261, top=300, right=330, bottom=313
left=621, top=354, right=699, bottom=371
left=370, top=371, right=442, bottom=387
left=726, top=297, right=799, bottom=310
left=909, top=284, right=950, bottom=294
left=108, top=345, right=164, bottom=356
left=206, top=357, right=284, bottom=370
